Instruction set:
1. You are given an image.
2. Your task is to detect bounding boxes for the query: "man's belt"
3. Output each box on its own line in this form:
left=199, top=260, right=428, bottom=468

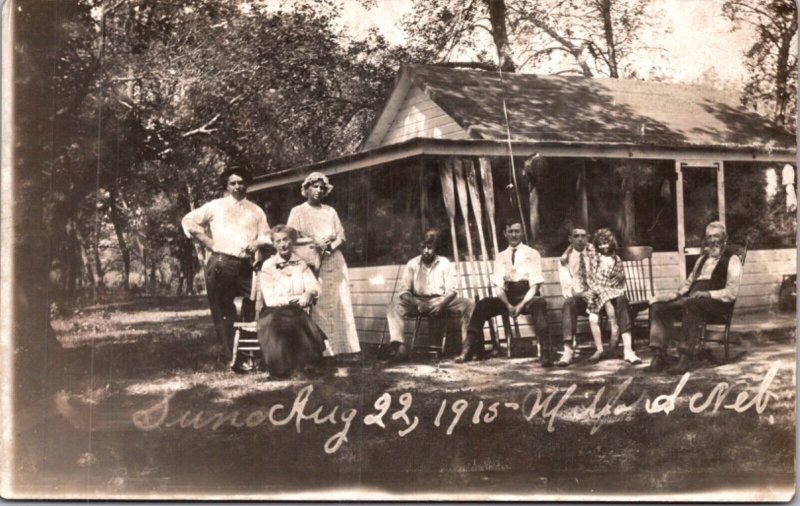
left=211, top=251, right=252, bottom=262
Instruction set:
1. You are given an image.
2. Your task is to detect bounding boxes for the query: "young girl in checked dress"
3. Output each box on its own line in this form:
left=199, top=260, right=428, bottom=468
left=586, top=229, right=642, bottom=364
left=563, top=228, right=642, bottom=364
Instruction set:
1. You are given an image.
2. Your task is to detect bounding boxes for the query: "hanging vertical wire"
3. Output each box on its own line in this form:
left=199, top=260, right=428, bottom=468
left=496, top=68, right=529, bottom=245
left=88, top=1, right=108, bottom=493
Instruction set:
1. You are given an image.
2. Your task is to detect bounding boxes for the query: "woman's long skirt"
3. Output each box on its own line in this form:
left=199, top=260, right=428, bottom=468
left=313, top=249, right=360, bottom=355
left=257, top=306, right=327, bottom=377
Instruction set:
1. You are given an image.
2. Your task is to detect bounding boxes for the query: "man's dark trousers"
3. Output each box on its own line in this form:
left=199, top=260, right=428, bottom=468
left=205, top=252, right=253, bottom=361
left=467, top=282, right=554, bottom=358
left=649, top=280, right=731, bottom=355
left=561, top=296, right=588, bottom=346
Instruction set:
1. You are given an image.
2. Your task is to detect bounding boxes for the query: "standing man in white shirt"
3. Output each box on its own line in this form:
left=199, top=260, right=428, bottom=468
left=460, top=221, right=555, bottom=367
left=646, top=221, right=743, bottom=374
left=182, top=168, right=271, bottom=365
left=385, top=230, right=475, bottom=361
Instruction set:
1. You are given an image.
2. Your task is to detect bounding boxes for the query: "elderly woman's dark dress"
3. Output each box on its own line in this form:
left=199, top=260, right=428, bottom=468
left=257, top=252, right=328, bottom=377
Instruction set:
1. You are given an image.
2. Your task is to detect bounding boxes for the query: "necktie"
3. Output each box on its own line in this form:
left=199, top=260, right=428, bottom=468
left=511, top=248, right=517, bottom=266
left=578, top=252, right=587, bottom=290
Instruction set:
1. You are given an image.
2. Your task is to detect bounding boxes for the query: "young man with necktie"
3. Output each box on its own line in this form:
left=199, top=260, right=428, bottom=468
left=556, top=227, right=593, bottom=366
left=459, top=221, right=556, bottom=367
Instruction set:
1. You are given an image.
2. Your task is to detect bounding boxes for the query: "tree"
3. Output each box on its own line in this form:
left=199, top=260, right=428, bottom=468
left=723, top=0, right=797, bottom=129
left=403, top=0, right=665, bottom=77
left=14, top=0, right=71, bottom=398
left=32, top=0, right=408, bottom=304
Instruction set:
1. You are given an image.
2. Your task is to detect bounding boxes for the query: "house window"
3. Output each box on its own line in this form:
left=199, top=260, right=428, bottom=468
left=255, top=160, right=441, bottom=268
left=488, top=156, right=677, bottom=255
left=584, top=159, right=677, bottom=252
left=254, top=155, right=680, bottom=270
left=724, top=162, right=796, bottom=249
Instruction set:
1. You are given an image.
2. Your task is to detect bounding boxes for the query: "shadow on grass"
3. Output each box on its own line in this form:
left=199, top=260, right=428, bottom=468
left=19, top=296, right=795, bottom=498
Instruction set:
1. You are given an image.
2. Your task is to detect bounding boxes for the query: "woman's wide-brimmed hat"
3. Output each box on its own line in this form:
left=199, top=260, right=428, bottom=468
left=301, top=172, right=334, bottom=198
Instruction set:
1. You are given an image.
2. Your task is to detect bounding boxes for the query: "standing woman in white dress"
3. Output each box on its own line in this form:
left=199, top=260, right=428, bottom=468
left=287, top=172, right=361, bottom=356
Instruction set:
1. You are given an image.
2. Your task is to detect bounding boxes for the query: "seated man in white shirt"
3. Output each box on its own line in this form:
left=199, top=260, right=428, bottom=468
left=646, top=221, right=743, bottom=374
left=557, top=227, right=592, bottom=365
left=181, top=168, right=271, bottom=366
left=461, top=221, right=556, bottom=367
left=385, top=230, right=475, bottom=361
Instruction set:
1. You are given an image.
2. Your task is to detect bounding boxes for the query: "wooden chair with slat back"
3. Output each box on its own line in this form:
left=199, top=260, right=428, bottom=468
left=231, top=269, right=263, bottom=370
left=697, top=242, right=748, bottom=363
left=409, top=312, right=452, bottom=358
left=618, top=246, right=655, bottom=342
left=232, top=252, right=319, bottom=370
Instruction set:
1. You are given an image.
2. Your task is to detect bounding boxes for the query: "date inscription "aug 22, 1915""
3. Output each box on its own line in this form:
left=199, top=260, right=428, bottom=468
left=131, top=364, right=782, bottom=454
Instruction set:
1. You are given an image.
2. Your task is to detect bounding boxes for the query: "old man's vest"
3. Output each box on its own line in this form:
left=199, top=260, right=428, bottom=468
left=689, top=251, right=732, bottom=293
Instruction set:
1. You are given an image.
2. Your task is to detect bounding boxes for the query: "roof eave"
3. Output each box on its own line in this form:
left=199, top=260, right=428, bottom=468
left=249, top=137, right=796, bottom=192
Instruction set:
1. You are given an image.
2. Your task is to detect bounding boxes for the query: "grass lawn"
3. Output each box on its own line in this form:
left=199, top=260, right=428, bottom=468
left=11, top=296, right=796, bottom=500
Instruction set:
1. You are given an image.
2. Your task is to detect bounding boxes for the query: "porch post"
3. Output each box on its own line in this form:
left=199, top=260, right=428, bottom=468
left=717, top=161, right=726, bottom=226
left=675, top=161, right=686, bottom=278
left=579, top=160, right=589, bottom=228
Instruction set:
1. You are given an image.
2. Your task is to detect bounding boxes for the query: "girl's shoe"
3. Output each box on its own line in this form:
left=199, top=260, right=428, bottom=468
left=556, top=347, right=574, bottom=367
left=624, top=351, right=643, bottom=365
left=588, top=349, right=604, bottom=363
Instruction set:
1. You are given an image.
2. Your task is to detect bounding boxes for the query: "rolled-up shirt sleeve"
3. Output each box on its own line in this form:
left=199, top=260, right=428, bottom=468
left=397, top=260, right=415, bottom=298
left=709, top=255, right=742, bottom=303
left=181, top=202, right=212, bottom=238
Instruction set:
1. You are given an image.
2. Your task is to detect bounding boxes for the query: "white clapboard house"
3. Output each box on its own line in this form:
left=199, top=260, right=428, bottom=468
left=249, top=64, right=797, bottom=346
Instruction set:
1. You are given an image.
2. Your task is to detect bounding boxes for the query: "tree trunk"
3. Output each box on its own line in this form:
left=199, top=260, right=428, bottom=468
left=108, top=187, right=131, bottom=293
left=75, top=226, right=97, bottom=301
left=13, top=0, right=66, bottom=400
left=773, top=30, right=793, bottom=125
left=92, top=226, right=105, bottom=291
left=149, top=259, right=157, bottom=293
left=485, top=0, right=516, bottom=72
left=598, top=0, right=619, bottom=78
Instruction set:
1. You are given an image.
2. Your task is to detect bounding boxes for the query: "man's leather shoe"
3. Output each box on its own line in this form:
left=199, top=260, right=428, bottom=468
left=454, top=351, right=473, bottom=363
left=540, top=350, right=554, bottom=368
left=455, top=337, right=477, bottom=363
left=390, top=343, right=409, bottom=362
left=646, top=350, right=669, bottom=373
left=667, top=353, right=693, bottom=374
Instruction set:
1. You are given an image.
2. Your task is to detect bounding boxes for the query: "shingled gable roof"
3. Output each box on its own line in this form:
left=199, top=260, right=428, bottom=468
left=363, top=64, right=795, bottom=152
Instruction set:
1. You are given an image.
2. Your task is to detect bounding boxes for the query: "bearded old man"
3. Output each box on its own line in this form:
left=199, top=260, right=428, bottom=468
left=646, top=221, right=742, bottom=374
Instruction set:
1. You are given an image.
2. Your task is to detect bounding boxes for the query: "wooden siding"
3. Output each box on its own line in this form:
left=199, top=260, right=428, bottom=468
left=347, top=249, right=796, bottom=345
left=378, top=85, right=468, bottom=147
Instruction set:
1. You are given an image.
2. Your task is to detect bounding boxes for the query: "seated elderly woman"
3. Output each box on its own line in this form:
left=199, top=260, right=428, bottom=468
left=257, top=225, right=329, bottom=377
